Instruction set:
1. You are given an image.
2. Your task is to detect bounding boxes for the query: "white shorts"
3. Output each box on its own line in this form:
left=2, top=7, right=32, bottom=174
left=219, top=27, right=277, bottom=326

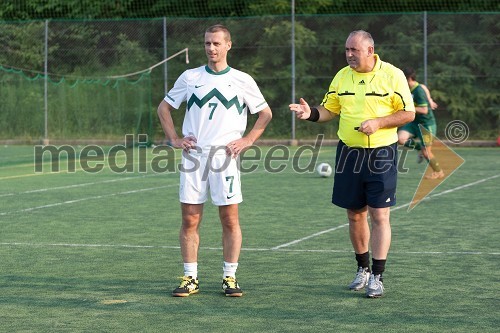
left=179, top=150, right=242, bottom=206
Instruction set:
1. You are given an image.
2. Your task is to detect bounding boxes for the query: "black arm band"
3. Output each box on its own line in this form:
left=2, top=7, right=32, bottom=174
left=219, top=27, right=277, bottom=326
left=307, top=107, right=320, bottom=122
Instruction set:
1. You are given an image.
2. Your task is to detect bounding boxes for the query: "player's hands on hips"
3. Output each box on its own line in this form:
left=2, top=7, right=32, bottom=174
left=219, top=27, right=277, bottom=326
left=226, top=137, right=252, bottom=158
left=289, top=98, right=311, bottom=120
left=172, top=135, right=197, bottom=151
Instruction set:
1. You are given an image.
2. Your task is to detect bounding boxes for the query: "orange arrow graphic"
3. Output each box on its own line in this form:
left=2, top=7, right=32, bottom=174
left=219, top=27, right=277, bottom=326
left=408, top=125, right=465, bottom=210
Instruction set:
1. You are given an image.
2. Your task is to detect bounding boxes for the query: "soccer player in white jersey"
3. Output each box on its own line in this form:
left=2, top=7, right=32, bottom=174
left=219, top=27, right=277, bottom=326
left=157, top=24, right=272, bottom=297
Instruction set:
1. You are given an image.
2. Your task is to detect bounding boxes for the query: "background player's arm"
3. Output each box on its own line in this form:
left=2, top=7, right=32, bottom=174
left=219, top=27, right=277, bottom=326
left=414, top=105, right=429, bottom=115
left=420, top=83, right=438, bottom=110
left=157, top=100, right=196, bottom=150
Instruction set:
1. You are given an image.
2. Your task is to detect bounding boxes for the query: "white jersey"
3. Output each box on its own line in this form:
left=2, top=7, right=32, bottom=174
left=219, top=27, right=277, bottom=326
left=165, top=65, right=268, bottom=153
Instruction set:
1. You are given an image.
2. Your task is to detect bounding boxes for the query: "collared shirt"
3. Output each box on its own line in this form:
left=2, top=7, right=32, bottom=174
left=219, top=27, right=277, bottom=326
left=321, top=54, right=415, bottom=148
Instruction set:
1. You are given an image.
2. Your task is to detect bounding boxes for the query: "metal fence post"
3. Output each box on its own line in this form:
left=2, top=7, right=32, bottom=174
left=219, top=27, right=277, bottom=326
left=423, top=11, right=428, bottom=85
left=163, top=17, right=168, bottom=95
left=290, top=0, right=297, bottom=144
left=43, top=19, right=49, bottom=145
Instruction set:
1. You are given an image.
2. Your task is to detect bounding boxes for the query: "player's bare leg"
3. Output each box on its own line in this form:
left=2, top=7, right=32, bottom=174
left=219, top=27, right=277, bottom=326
left=397, top=130, right=412, bottom=146
left=422, top=146, right=444, bottom=179
left=219, top=204, right=243, bottom=296
left=398, top=130, right=424, bottom=163
left=180, top=203, right=204, bottom=263
left=347, top=207, right=372, bottom=291
left=172, top=203, right=203, bottom=297
left=368, top=206, right=391, bottom=260
left=347, top=207, right=370, bottom=254
left=219, top=204, right=241, bottom=263
left=365, top=206, right=391, bottom=297
left=421, top=145, right=433, bottom=161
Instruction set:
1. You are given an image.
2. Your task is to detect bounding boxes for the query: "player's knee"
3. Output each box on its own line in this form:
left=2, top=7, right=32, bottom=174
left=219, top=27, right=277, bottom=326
left=347, top=209, right=368, bottom=224
left=220, top=213, right=240, bottom=231
left=397, top=137, right=408, bottom=145
left=182, top=214, right=201, bottom=229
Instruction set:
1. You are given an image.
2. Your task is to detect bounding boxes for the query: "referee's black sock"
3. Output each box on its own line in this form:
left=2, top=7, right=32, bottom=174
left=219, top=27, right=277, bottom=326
left=372, top=259, right=386, bottom=280
left=355, top=251, right=370, bottom=271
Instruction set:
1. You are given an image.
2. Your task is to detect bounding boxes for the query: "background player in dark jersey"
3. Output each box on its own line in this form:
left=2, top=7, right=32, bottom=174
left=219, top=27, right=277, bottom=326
left=398, top=67, right=444, bottom=179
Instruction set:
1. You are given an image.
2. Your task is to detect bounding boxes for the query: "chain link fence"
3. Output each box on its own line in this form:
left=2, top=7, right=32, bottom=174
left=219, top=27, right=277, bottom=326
left=0, top=13, right=498, bottom=142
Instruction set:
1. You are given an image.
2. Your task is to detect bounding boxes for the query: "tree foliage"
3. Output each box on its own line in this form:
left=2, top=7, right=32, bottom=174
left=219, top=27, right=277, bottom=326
left=0, top=2, right=498, bottom=139
left=1, top=0, right=499, bottom=20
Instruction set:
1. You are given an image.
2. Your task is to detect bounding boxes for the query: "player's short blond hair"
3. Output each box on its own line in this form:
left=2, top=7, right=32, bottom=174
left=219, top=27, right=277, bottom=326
left=205, top=24, right=231, bottom=42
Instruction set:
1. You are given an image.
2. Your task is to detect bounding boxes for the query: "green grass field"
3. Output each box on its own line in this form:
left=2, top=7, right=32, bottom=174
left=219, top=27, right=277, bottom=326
left=0, top=144, right=499, bottom=332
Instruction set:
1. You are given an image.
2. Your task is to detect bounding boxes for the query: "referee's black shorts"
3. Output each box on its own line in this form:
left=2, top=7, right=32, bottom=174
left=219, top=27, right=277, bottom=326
left=332, top=140, right=398, bottom=210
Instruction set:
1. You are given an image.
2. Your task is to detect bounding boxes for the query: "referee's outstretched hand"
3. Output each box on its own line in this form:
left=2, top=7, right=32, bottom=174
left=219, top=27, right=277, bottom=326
left=289, top=98, right=311, bottom=120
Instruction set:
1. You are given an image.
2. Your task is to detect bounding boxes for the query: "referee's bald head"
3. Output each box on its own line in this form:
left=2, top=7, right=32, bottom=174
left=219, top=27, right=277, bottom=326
left=348, top=30, right=374, bottom=47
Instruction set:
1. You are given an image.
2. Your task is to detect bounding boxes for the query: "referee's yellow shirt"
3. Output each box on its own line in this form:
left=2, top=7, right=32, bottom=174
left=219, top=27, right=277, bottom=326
left=321, top=54, right=415, bottom=148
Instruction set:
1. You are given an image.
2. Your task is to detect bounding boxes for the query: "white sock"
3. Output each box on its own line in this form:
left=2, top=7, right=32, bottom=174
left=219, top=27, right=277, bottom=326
left=184, top=262, right=198, bottom=279
left=223, top=261, right=238, bottom=278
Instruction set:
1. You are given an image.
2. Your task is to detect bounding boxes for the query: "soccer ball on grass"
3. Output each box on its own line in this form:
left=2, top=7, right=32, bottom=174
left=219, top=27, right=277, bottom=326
left=316, top=162, right=332, bottom=178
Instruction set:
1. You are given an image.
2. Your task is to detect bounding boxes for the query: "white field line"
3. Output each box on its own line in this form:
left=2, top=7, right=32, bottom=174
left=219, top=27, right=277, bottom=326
left=0, top=242, right=497, bottom=256
left=0, top=174, right=164, bottom=198
left=0, top=145, right=187, bottom=180
left=2, top=158, right=497, bottom=252
left=2, top=174, right=497, bottom=255
left=0, top=184, right=178, bottom=216
left=271, top=173, right=500, bottom=250
left=0, top=160, right=275, bottom=214
left=0, top=148, right=332, bottom=213
left=390, top=173, right=500, bottom=211
left=0, top=146, right=327, bottom=194
left=271, top=224, right=349, bottom=250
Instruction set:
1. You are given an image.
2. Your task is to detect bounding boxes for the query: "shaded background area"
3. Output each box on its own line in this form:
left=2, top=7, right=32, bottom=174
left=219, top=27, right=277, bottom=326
left=0, top=1, right=498, bottom=141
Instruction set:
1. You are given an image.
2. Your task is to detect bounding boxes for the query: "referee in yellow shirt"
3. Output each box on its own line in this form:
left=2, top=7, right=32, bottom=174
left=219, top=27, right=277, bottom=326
left=290, top=30, right=415, bottom=298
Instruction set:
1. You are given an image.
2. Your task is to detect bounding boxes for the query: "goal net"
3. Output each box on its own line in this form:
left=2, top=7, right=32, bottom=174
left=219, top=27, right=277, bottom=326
left=0, top=19, right=189, bottom=143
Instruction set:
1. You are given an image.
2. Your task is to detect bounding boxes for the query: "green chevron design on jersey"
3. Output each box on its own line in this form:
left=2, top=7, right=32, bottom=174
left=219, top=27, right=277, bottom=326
left=187, top=88, right=247, bottom=114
